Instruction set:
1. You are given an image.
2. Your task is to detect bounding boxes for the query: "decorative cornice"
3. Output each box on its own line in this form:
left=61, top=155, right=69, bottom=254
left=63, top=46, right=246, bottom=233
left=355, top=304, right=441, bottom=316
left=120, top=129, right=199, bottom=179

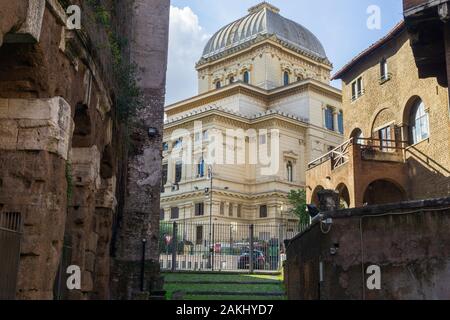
left=165, top=79, right=341, bottom=116
left=196, top=34, right=332, bottom=69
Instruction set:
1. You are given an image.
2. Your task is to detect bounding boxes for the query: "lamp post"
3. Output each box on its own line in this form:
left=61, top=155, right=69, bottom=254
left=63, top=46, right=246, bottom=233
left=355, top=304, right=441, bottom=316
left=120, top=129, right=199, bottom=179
left=207, top=165, right=213, bottom=270
left=140, top=238, right=147, bottom=292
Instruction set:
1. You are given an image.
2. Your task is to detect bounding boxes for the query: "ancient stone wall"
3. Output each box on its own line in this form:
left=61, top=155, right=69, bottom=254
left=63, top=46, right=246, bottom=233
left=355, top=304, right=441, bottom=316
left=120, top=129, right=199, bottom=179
left=0, top=0, right=169, bottom=300
left=285, top=197, right=450, bottom=300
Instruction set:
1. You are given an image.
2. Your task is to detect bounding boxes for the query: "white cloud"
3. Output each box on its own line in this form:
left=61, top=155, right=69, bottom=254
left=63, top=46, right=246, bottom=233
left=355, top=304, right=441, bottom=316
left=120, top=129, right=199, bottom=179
left=166, top=6, right=210, bottom=105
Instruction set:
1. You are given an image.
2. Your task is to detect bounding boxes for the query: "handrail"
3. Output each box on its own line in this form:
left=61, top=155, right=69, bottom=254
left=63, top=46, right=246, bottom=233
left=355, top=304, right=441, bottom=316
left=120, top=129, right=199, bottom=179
left=308, top=138, right=353, bottom=169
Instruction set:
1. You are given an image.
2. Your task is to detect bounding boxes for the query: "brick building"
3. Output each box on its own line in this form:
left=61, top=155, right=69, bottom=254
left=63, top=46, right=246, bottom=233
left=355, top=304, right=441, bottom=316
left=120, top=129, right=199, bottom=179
left=306, top=22, right=450, bottom=208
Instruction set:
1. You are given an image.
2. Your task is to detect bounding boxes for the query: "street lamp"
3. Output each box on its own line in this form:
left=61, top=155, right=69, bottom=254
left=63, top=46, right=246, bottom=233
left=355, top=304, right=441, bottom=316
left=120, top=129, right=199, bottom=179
left=207, top=165, right=213, bottom=270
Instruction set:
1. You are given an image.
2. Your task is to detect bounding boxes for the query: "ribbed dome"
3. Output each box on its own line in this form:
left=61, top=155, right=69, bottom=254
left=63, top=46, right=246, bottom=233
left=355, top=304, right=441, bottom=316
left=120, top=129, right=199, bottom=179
left=201, top=2, right=327, bottom=60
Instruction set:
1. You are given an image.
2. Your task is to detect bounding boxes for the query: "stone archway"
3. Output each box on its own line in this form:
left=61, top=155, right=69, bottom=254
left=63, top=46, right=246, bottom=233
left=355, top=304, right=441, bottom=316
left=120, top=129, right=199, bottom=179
left=363, top=179, right=406, bottom=206
left=336, top=183, right=350, bottom=208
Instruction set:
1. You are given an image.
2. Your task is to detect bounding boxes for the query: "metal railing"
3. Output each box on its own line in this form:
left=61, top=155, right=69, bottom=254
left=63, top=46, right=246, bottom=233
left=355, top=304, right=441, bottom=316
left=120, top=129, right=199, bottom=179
left=0, top=212, right=22, bottom=300
left=159, top=221, right=300, bottom=273
left=308, top=138, right=353, bottom=170
left=308, top=137, right=408, bottom=170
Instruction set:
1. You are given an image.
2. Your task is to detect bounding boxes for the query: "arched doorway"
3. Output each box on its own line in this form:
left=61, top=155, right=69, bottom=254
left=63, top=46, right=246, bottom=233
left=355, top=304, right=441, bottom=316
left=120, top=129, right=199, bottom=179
left=336, top=183, right=350, bottom=208
left=311, top=185, right=324, bottom=207
left=363, top=179, right=406, bottom=206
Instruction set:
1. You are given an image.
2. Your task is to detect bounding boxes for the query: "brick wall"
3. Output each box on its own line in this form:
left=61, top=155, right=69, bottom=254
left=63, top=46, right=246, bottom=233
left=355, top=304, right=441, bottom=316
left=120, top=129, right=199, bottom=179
left=285, top=197, right=450, bottom=300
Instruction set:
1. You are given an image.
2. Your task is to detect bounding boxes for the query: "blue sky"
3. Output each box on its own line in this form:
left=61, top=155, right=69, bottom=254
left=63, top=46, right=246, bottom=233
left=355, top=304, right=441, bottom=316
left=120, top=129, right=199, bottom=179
left=166, top=0, right=404, bottom=105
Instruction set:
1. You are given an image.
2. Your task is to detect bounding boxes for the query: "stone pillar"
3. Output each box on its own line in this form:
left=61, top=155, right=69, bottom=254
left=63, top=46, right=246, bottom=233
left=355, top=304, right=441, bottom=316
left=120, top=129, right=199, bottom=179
left=92, top=177, right=117, bottom=300
left=0, top=97, right=73, bottom=299
left=66, top=146, right=101, bottom=300
left=317, top=189, right=340, bottom=212
left=333, top=110, right=339, bottom=132
left=111, top=0, right=170, bottom=299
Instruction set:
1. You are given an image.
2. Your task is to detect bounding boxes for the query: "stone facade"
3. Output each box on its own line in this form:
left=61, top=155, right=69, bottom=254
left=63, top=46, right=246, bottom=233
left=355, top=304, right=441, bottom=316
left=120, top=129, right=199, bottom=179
left=161, top=4, right=343, bottom=233
left=0, top=0, right=169, bottom=300
left=306, top=23, right=450, bottom=208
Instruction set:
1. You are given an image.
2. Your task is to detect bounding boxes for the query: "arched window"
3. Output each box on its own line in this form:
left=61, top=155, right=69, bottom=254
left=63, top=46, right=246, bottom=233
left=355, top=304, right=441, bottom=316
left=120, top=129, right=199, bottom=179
left=243, top=71, right=250, bottom=84
left=215, top=81, right=221, bottom=89
left=283, top=71, right=290, bottom=86
left=410, top=99, right=429, bottom=144
left=286, top=161, right=293, bottom=182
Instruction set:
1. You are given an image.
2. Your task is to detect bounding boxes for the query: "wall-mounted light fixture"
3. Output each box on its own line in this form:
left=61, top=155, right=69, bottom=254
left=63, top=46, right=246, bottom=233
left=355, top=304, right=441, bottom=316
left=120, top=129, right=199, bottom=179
left=148, top=127, right=158, bottom=138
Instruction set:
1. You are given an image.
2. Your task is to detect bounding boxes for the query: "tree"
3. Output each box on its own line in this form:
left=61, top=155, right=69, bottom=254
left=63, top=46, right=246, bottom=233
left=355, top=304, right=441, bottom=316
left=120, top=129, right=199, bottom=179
left=287, top=189, right=310, bottom=226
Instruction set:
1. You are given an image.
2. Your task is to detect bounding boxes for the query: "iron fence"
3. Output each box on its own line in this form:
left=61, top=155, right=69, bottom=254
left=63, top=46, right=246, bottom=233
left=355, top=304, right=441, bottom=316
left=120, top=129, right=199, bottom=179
left=0, top=212, right=22, bottom=300
left=159, top=221, right=302, bottom=272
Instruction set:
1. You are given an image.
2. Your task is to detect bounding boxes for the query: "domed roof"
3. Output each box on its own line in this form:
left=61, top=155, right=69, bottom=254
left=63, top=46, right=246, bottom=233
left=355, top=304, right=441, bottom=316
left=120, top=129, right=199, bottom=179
left=201, top=2, right=327, bottom=61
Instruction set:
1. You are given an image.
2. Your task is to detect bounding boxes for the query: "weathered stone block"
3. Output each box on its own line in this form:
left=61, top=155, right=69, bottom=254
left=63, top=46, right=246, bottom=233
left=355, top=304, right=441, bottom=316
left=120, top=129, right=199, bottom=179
left=0, top=98, right=8, bottom=117
left=5, top=98, right=73, bottom=160
left=0, top=120, right=18, bottom=150
left=3, top=0, right=46, bottom=44
left=71, top=147, right=101, bottom=189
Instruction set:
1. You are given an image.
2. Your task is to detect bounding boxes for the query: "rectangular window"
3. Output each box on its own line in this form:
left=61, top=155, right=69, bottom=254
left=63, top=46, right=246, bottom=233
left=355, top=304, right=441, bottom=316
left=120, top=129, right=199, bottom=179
left=338, top=111, right=344, bottom=134
left=196, top=226, right=203, bottom=245
left=175, top=162, right=182, bottom=183
left=378, top=126, right=392, bottom=152
left=162, top=142, right=169, bottom=151
left=195, top=203, right=204, bottom=216
left=357, top=77, right=363, bottom=96
left=351, top=81, right=357, bottom=100
left=160, top=209, right=165, bottom=221
left=220, top=202, right=224, bottom=215
left=161, top=164, right=168, bottom=192
left=351, top=77, right=364, bottom=101
left=229, top=203, right=233, bottom=217
left=170, top=207, right=179, bottom=219
left=237, top=204, right=242, bottom=218
left=325, top=107, right=334, bottom=131
left=197, top=159, right=205, bottom=177
left=380, top=59, right=389, bottom=82
left=259, top=205, right=268, bottom=218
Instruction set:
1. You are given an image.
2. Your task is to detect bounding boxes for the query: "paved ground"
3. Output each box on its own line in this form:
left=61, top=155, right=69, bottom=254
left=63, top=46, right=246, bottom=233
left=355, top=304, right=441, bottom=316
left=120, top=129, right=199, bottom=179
left=163, top=272, right=286, bottom=300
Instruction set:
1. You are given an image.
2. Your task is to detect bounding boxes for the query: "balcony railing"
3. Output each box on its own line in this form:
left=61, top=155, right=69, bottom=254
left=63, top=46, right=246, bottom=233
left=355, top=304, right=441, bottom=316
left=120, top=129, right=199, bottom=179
left=308, top=138, right=353, bottom=170
left=308, top=138, right=408, bottom=170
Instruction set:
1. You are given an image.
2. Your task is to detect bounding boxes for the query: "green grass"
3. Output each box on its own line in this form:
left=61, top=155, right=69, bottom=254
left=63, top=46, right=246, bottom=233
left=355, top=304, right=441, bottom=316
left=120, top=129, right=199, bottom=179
left=163, top=272, right=286, bottom=301
left=165, top=283, right=283, bottom=294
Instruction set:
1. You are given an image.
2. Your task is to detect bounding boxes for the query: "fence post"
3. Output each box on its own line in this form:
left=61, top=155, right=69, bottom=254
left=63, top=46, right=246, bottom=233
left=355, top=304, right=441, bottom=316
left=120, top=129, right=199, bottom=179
left=171, top=222, right=178, bottom=272
left=249, top=224, right=254, bottom=274
left=212, top=223, right=215, bottom=271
